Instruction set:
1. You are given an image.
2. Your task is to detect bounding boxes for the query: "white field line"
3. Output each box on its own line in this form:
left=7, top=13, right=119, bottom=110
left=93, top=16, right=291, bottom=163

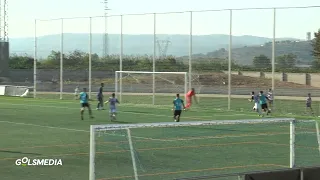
left=0, top=119, right=316, bottom=144
left=0, top=98, right=249, bottom=114
left=24, top=91, right=320, bottom=101
left=0, top=120, right=89, bottom=133
left=0, top=102, right=251, bottom=117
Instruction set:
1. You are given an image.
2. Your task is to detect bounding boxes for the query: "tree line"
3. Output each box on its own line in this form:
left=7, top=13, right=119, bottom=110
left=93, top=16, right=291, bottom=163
left=9, top=30, right=320, bottom=73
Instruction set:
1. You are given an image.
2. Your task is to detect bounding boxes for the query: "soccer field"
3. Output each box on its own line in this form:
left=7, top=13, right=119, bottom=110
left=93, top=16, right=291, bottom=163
left=0, top=95, right=319, bottom=180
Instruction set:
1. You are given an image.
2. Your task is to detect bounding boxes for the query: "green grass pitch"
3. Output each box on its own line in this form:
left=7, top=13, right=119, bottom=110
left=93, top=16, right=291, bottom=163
left=0, top=94, right=319, bottom=180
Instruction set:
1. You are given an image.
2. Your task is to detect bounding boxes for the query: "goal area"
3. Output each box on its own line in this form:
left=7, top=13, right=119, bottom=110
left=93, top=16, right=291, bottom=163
left=89, top=118, right=320, bottom=180
left=115, top=71, right=188, bottom=105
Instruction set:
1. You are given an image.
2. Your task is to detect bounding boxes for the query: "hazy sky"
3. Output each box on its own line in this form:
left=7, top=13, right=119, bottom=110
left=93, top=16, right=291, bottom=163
left=8, top=0, right=320, bottom=39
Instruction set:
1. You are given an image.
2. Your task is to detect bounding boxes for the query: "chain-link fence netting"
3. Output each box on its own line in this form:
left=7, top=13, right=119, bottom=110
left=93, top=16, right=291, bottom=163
left=2, top=6, right=320, bottom=117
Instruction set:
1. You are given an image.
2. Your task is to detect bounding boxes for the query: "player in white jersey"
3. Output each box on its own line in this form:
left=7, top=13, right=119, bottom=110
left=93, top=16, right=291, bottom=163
left=74, top=86, right=79, bottom=100
left=104, top=93, right=120, bottom=121
left=306, top=93, right=314, bottom=115
left=267, top=89, right=273, bottom=111
left=249, top=91, right=260, bottom=114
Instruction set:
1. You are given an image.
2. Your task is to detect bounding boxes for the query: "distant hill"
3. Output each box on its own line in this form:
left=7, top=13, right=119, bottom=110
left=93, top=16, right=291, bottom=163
left=9, top=33, right=298, bottom=61
left=190, top=40, right=313, bottom=65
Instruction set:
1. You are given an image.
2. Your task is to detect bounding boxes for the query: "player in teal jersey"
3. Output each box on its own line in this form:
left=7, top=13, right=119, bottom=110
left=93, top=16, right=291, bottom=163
left=172, top=94, right=185, bottom=122
left=79, top=88, right=94, bottom=120
left=259, top=91, right=270, bottom=116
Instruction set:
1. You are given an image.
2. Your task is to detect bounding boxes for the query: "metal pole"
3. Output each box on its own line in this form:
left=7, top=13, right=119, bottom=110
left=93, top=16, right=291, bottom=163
left=115, top=71, right=118, bottom=96
left=89, top=125, right=95, bottom=180
left=33, top=19, right=37, bottom=98
left=272, top=8, right=276, bottom=110
left=188, top=11, right=193, bottom=90
left=184, top=73, right=188, bottom=102
left=316, top=121, right=320, bottom=156
left=290, top=120, right=296, bottom=168
left=104, top=15, right=107, bottom=57
left=89, top=17, right=92, bottom=99
left=120, top=15, right=123, bottom=102
left=0, top=0, right=2, bottom=40
left=228, top=10, right=233, bottom=110
left=60, top=18, right=64, bottom=100
left=153, top=13, right=156, bottom=105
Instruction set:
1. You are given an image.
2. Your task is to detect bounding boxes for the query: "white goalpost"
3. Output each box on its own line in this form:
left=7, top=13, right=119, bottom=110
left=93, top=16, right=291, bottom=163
left=88, top=118, right=320, bottom=180
left=115, top=71, right=188, bottom=105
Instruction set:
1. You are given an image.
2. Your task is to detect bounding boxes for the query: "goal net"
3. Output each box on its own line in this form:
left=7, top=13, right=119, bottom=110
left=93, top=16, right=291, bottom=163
left=0, top=85, right=31, bottom=97
left=89, top=118, right=320, bottom=180
left=115, top=71, right=188, bottom=105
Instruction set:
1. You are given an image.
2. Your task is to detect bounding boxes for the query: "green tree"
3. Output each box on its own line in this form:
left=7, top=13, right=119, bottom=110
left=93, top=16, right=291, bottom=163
left=285, top=53, right=297, bottom=68
left=312, top=29, right=320, bottom=68
left=252, top=54, right=271, bottom=69
left=276, top=53, right=297, bottom=68
left=9, top=54, right=34, bottom=69
left=276, top=56, right=287, bottom=68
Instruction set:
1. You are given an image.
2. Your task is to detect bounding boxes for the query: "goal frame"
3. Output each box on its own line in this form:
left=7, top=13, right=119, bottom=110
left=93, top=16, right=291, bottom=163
left=0, top=85, right=31, bottom=97
left=88, top=118, right=317, bottom=180
left=115, top=70, right=188, bottom=105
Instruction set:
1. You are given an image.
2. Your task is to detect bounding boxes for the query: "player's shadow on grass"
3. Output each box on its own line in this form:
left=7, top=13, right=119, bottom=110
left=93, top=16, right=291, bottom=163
left=0, top=150, right=41, bottom=156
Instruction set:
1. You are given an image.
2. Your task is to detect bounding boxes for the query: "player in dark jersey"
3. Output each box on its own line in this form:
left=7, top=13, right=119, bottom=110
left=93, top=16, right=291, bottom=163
left=306, top=93, right=314, bottom=115
left=96, top=83, right=105, bottom=110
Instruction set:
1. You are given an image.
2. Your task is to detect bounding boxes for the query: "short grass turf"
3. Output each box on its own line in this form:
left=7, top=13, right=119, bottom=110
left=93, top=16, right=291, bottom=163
left=0, top=95, right=319, bottom=180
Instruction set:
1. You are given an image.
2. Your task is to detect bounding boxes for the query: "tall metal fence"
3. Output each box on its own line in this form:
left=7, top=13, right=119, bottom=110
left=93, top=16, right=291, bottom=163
left=4, top=6, right=320, bottom=115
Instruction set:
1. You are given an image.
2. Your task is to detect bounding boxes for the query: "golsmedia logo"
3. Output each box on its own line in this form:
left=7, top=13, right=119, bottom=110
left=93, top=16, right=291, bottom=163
left=15, top=157, right=63, bottom=166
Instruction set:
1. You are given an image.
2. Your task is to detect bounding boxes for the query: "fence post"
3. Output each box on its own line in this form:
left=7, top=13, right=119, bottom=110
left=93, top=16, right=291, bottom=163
left=188, top=11, right=193, bottom=90
left=89, top=17, right=92, bottom=99
left=228, top=10, right=233, bottom=110
left=153, top=13, right=156, bottom=105
left=60, top=18, right=64, bottom=100
left=33, top=19, right=37, bottom=98
left=272, top=8, right=276, bottom=110
left=119, top=15, right=123, bottom=102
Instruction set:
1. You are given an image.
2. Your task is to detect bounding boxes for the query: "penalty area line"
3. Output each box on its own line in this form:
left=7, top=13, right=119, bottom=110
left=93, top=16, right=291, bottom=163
left=0, top=120, right=89, bottom=133
left=0, top=102, right=251, bottom=119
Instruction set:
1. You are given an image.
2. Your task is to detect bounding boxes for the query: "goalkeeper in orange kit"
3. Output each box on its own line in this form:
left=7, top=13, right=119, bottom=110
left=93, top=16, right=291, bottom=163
left=185, top=88, right=197, bottom=109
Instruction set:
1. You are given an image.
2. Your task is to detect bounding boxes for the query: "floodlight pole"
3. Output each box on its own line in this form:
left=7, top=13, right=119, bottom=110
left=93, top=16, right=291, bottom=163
left=102, top=0, right=110, bottom=57
left=0, top=0, right=9, bottom=41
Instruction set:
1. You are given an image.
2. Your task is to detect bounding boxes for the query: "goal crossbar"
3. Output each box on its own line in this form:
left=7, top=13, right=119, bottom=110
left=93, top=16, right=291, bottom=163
left=88, top=118, right=320, bottom=180
left=116, top=70, right=188, bottom=75
left=92, top=118, right=296, bottom=131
